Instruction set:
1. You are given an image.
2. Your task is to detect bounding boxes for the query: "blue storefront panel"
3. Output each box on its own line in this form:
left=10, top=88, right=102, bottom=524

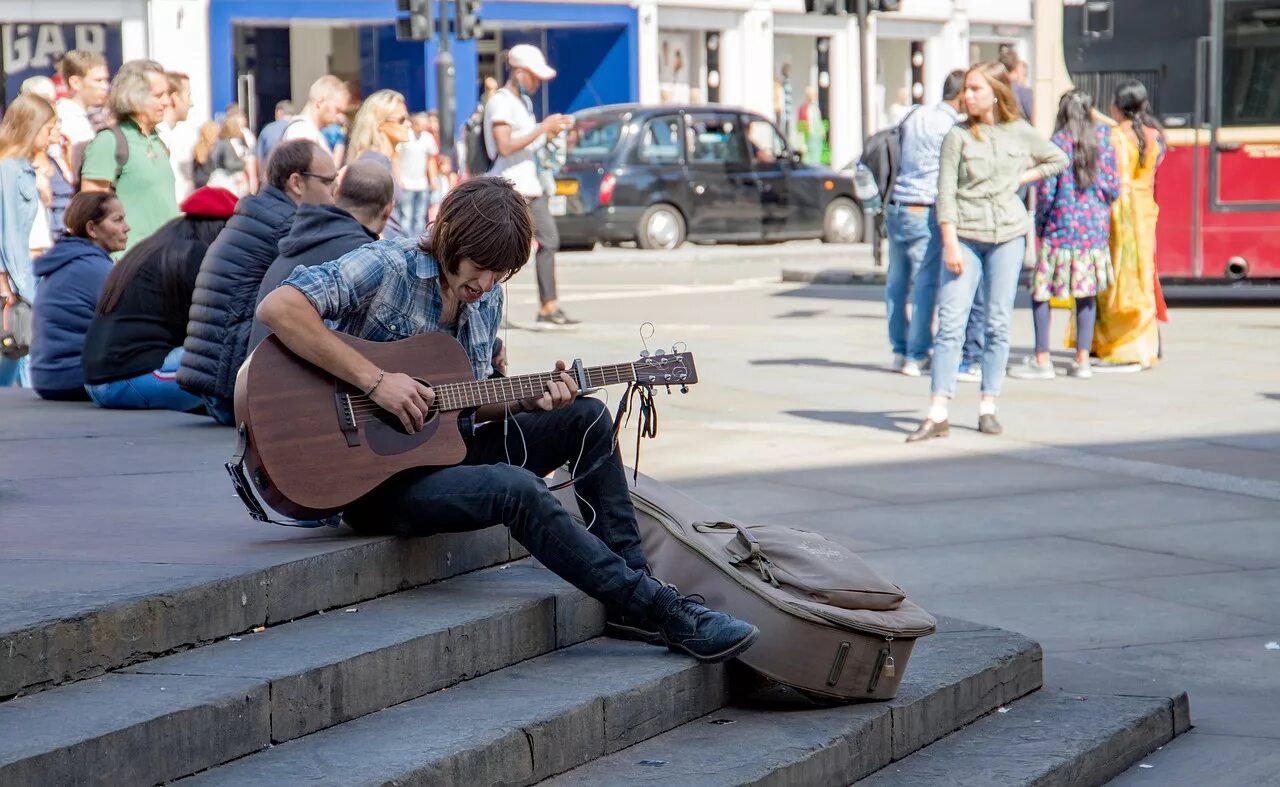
left=209, top=0, right=636, bottom=136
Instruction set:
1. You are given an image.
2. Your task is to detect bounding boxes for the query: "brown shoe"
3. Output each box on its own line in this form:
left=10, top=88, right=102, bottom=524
left=978, top=414, right=1002, bottom=435
left=906, top=419, right=950, bottom=443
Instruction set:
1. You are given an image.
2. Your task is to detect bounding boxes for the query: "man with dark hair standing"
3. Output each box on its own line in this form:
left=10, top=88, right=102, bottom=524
left=178, top=139, right=338, bottom=423
left=884, top=70, right=966, bottom=377
left=999, top=50, right=1034, bottom=121
left=256, top=177, right=760, bottom=665
left=248, top=159, right=395, bottom=351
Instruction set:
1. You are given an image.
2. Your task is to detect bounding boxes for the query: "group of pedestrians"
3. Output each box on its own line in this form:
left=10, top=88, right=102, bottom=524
left=1, top=43, right=585, bottom=420
left=881, top=58, right=1167, bottom=442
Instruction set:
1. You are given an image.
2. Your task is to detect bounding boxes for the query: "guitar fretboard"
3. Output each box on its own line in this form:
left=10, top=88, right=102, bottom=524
left=429, top=363, right=637, bottom=411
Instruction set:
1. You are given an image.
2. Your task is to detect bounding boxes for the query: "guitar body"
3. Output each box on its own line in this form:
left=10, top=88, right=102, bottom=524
left=234, top=332, right=475, bottom=519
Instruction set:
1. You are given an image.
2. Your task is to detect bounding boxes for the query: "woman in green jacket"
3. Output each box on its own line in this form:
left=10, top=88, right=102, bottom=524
left=907, top=61, right=1067, bottom=442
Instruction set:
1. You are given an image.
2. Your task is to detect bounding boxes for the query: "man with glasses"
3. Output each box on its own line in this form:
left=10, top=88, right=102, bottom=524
left=177, top=140, right=339, bottom=424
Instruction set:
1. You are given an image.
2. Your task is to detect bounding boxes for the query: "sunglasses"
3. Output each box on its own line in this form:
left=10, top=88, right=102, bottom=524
left=302, top=171, right=338, bottom=186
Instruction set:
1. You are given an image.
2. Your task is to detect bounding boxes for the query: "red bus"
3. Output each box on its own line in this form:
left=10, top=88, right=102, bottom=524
left=1064, top=0, right=1280, bottom=282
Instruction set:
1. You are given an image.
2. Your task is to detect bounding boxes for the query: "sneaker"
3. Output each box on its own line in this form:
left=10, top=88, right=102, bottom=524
left=1092, top=361, right=1144, bottom=374
left=535, top=309, right=581, bottom=330
left=649, top=585, right=759, bottom=663
left=1008, top=357, right=1056, bottom=380
left=978, top=413, right=1003, bottom=435
left=891, top=354, right=906, bottom=372
left=955, top=364, right=982, bottom=384
left=1067, top=360, right=1093, bottom=379
left=605, top=610, right=665, bottom=646
left=900, top=360, right=923, bottom=378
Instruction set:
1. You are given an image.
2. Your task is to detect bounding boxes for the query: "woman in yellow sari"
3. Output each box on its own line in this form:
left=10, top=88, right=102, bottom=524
left=1093, top=80, right=1168, bottom=369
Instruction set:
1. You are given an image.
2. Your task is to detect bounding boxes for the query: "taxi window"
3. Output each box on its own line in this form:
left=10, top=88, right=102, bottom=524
left=638, top=116, right=682, bottom=164
left=684, top=114, right=747, bottom=166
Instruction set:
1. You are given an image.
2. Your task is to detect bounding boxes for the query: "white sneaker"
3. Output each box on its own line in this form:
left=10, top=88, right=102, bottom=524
left=1068, top=360, right=1093, bottom=379
left=892, top=354, right=906, bottom=372
left=955, top=365, right=982, bottom=384
left=901, top=360, right=923, bottom=377
left=1008, top=357, right=1056, bottom=380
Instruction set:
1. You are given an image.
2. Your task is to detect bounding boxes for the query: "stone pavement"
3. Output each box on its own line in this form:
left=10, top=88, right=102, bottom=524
left=1, top=249, right=1276, bottom=783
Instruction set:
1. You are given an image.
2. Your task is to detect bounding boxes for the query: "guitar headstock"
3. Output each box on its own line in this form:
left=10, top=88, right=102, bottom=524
left=633, top=348, right=698, bottom=388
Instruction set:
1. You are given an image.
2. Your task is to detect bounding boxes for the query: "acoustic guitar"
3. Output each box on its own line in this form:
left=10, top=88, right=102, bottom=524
left=228, top=332, right=698, bottom=521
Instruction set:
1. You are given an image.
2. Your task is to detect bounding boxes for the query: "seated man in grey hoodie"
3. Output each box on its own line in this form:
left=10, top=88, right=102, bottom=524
left=248, top=160, right=395, bottom=352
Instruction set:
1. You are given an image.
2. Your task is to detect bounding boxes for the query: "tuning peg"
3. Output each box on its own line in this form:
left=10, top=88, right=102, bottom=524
left=639, top=350, right=650, bottom=359
left=654, top=349, right=665, bottom=358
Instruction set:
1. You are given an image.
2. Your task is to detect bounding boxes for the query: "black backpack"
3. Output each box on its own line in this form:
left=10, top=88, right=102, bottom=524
left=858, top=105, right=920, bottom=202
left=464, top=113, right=493, bottom=178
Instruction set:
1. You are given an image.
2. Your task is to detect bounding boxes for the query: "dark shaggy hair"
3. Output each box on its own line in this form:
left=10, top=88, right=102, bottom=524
left=63, top=192, right=120, bottom=240
left=422, top=176, right=533, bottom=280
left=266, top=139, right=320, bottom=191
left=1113, top=79, right=1163, bottom=165
left=1055, top=90, right=1100, bottom=191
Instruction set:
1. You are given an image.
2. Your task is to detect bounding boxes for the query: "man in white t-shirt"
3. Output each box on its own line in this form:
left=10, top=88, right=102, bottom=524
left=396, top=113, right=439, bottom=239
left=484, top=44, right=578, bottom=328
left=55, top=49, right=110, bottom=174
left=283, top=75, right=350, bottom=154
left=159, top=71, right=198, bottom=202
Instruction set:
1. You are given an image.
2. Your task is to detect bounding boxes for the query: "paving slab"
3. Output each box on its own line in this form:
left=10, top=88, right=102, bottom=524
left=1070, top=517, right=1280, bottom=571
left=180, top=640, right=730, bottom=786
left=860, top=537, right=1236, bottom=597
left=1110, top=731, right=1280, bottom=786
left=914, top=582, right=1276, bottom=653
left=1099, top=568, right=1280, bottom=625
left=855, top=691, right=1180, bottom=787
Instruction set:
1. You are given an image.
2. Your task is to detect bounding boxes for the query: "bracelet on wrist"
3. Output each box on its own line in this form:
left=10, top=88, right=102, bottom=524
left=364, top=369, right=386, bottom=397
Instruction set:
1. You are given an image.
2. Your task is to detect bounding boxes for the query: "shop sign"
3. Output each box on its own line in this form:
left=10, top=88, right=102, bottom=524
left=2, top=23, right=123, bottom=101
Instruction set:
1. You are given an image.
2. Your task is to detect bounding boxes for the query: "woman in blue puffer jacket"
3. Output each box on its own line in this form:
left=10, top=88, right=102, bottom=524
left=30, top=192, right=129, bottom=400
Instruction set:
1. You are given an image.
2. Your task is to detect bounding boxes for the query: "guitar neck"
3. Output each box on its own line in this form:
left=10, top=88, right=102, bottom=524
left=432, top=363, right=637, bottom=411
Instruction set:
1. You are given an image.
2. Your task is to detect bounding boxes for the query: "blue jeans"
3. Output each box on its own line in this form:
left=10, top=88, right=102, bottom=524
left=344, top=397, right=661, bottom=617
left=0, top=355, right=30, bottom=388
left=884, top=203, right=941, bottom=361
left=86, top=348, right=204, bottom=412
left=396, top=190, right=428, bottom=240
left=962, top=285, right=986, bottom=368
left=931, top=236, right=1025, bottom=399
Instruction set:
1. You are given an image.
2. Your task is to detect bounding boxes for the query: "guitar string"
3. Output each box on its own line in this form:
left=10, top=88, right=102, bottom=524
left=343, top=368, right=643, bottom=415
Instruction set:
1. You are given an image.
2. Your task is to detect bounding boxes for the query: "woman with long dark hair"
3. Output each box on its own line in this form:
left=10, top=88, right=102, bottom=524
left=907, top=61, right=1066, bottom=442
left=1092, top=79, right=1167, bottom=369
left=81, top=187, right=237, bottom=411
left=1012, top=90, right=1120, bottom=380
left=30, top=192, right=129, bottom=400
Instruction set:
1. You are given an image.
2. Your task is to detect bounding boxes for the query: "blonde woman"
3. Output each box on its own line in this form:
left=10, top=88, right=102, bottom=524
left=345, top=90, right=410, bottom=236
left=209, top=112, right=251, bottom=196
left=907, top=62, right=1066, bottom=442
left=191, top=121, right=220, bottom=189
left=0, top=94, right=58, bottom=387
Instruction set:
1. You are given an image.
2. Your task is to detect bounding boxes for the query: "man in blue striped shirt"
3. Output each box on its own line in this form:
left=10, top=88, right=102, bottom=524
left=885, top=71, right=966, bottom=378
left=257, top=176, right=759, bottom=664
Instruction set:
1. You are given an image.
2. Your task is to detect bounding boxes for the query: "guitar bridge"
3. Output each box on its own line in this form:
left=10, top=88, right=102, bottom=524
left=336, top=391, right=361, bottom=447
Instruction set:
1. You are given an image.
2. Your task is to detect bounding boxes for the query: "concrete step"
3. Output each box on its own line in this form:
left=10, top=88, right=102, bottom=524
left=855, top=689, right=1190, bottom=787
left=179, top=639, right=731, bottom=786
left=0, top=562, right=598, bottom=787
left=1, top=525, right=522, bottom=699
left=542, top=621, right=1042, bottom=786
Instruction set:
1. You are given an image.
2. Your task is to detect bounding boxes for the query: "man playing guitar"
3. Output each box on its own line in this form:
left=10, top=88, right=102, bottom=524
left=256, top=176, right=759, bottom=663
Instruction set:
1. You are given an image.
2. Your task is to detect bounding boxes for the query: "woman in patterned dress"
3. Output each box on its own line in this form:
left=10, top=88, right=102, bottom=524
left=1013, top=90, right=1119, bottom=380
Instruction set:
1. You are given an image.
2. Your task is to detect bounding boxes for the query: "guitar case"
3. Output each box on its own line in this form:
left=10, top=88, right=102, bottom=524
left=556, top=471, right=936, bottom=701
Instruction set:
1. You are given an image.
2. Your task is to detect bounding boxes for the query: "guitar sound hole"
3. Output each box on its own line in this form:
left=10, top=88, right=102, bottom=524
left=370, top=377, right=439, bottom=435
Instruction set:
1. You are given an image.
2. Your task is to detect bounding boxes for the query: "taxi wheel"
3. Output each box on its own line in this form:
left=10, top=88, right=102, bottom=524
left=637, top=204, right=686, bottom=250
left=822, top=197, right=862, bottom=244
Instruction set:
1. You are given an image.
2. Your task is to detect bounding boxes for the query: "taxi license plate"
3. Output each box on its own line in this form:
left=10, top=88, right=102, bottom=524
left=549, top=195, right=568, bottom=216
left=555, top=180, right=579, bottom=196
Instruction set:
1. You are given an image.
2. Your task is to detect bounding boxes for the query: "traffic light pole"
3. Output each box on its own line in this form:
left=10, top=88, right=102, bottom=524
left=436, top=0, right=457, bottom=158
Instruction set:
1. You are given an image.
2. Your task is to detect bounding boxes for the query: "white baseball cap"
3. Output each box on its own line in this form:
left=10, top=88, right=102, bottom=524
left=508, top=44, right=557, bottom=81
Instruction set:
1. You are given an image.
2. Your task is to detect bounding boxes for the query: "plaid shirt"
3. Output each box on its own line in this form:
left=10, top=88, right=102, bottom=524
left=283, top=237, right=502, bottom=380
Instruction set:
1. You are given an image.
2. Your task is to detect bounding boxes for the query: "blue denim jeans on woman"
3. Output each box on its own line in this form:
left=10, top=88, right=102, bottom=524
left=396, top=190, right=428, bottom=240
left=86, top=347, right=204, bottom=412
left=931, top=236, right=1025, bottom=399
left=884, top=203, right=942, bottom=362
left=343, top=396, right=662, bottom=617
